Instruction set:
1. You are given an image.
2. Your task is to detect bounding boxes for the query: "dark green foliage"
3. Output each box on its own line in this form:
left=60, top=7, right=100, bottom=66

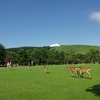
left=3, top=45, right=100, bottom=65
left=0, top=44, right=6, bottom=66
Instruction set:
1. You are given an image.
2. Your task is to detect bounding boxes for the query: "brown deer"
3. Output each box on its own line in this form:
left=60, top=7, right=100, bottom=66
left=77, top=67, right=92, bottom=79
left=65, top=65, right=78, bottom=78
left=44, top=66, right=48, bottom=73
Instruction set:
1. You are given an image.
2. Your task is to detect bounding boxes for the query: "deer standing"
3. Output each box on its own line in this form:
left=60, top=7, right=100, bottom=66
left=44, top=66, right=48, bottom=73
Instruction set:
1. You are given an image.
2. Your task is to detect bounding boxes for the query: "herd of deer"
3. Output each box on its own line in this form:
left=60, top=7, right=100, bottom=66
left=44, top=65, right=92, bottom=79
left=64, top=65, right=92, bottom=79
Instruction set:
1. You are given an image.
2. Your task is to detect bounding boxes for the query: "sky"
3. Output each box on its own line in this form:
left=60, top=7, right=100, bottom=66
left=0, top=0, right=100, bottom=48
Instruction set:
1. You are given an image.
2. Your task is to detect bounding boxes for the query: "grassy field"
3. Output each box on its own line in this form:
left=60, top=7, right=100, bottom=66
left=0, top=64, right=100, bottom=100
left=50, top=45, right=100, bottom=54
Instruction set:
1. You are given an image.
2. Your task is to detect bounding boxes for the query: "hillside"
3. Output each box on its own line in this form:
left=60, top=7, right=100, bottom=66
left=6, top=45, right=100, bottom=54
left=50, top=45, right=100, bottom=54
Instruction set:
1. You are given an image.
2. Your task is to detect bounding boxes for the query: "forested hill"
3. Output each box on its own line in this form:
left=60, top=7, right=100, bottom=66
left=6, top=45, right=100, bottom=54
left=6, top=46, right=42, bottom=52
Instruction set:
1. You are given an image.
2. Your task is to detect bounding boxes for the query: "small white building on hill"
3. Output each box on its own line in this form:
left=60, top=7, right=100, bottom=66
left=50, top=43, right=60, bottom=47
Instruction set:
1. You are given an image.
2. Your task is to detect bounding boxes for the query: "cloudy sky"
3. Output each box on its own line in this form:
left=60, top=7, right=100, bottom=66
left=0, top=0, right=100, bottom=48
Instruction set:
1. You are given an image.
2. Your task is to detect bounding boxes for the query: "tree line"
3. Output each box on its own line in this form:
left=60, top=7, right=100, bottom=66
left=0, top=43, right=100, bottom=67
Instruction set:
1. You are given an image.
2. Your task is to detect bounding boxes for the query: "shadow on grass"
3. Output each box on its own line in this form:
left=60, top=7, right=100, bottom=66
left=85, top=84, right=100, bottom=97
left=71, top=76, right=92, bottom=80
left=28, top=69, right=32, bottom=71
left=45, top=72, right=50, bottom=74
left=71, top=76, right=78, bottom=78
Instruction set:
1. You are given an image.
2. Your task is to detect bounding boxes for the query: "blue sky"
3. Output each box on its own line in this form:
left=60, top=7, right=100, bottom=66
left=0, top=0, right=100, bottom=48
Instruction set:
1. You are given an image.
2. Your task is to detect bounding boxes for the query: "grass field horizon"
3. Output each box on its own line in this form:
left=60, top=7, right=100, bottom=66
left=0, top=64, right=100, bottom=100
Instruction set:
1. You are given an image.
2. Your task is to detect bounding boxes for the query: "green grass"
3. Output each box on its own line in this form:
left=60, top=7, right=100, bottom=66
left=0, top=64, right=100, bottom=100
left=51, top=45, right=100, bottom=54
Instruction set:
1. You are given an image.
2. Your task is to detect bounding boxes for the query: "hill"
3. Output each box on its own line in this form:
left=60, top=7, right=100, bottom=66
left=6, top=45, right=100, bottom=54
left=50, top=45, right=100, bottom=54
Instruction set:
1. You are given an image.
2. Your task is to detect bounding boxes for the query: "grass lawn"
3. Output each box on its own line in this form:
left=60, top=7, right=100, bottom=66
left=0, top=64, right=100, bottom=100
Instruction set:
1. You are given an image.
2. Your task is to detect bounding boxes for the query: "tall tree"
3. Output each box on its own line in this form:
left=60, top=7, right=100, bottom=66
left=4, top=54, right=14, bottom=63
left=5, top=51, right=19, bottom=64
left=58, top=51, right=65, bottom=64
left=87, top=48, right=100, bottom=63
left=17, top=48, right=28, bottom=65
left=65, top=50, right=75, bottom=64
left=75, top=53, right=84, bottom=64
left=0, top=44, right=6, bottom=66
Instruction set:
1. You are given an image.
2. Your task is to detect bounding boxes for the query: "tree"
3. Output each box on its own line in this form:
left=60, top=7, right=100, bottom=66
left=47, top=49, right=58, bottom=64
left=6, top=51, right=19, bottom=64
left=84, top=53, right=91, bottom=63
left=0, top=44, right=6, bottom=66
left=65, top=50, right=75, bottom=64
left=4, top=54, right=14, bottom=63
left=87, top=48, right=100, bottom=63
left=58, top=51, right=65, bottom=64
left=74, top=53, right=84, bottom=64
left=17, top=48, right=29, bottom=65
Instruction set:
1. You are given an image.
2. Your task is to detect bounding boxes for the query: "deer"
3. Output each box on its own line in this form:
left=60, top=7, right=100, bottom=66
left=65, top=65, right=78, bottom=78
left=44, top=66, right=48, bottom=73
left=77, top=67, right=92, bottom=79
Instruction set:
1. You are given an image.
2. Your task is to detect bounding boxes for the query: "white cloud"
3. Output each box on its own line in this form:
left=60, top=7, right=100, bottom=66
left=50, top=43, right=60, bottom=47
left=90, top=12, right=100, bottom=23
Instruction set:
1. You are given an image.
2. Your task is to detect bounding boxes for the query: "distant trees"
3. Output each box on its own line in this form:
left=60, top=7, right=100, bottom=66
left=6, top=48, right=100, bottom=65
left=1, top=43, right=100, bottom=66
left=4, top=51, right=19, bottom=64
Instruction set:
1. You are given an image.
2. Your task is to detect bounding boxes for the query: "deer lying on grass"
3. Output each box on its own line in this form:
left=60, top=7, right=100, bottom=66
left=77, top=67, right=92, bottom=79
left=65, top=65, right=78, bottom=78
left=44, top=66, right=48, bottom=73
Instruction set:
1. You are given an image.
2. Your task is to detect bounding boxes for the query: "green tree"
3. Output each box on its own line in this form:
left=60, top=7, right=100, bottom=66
left=0, top=44, right=6, bottom=66
left=65, top=50, right=75, bottom=64
left=31, top=48, right=42, bottom=65
left=57, top=51, right=65, bottom=64
left=75, top=53, right=84, bottom=64
left=6, top=51, right=19, bottom=64
left=47, top=49, right=58, bottom=64
left=87, top=48, right=100, bottom=63
left=17, top=48, right=29, bottom=65
left=84, top=53, right=91, bottom=63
